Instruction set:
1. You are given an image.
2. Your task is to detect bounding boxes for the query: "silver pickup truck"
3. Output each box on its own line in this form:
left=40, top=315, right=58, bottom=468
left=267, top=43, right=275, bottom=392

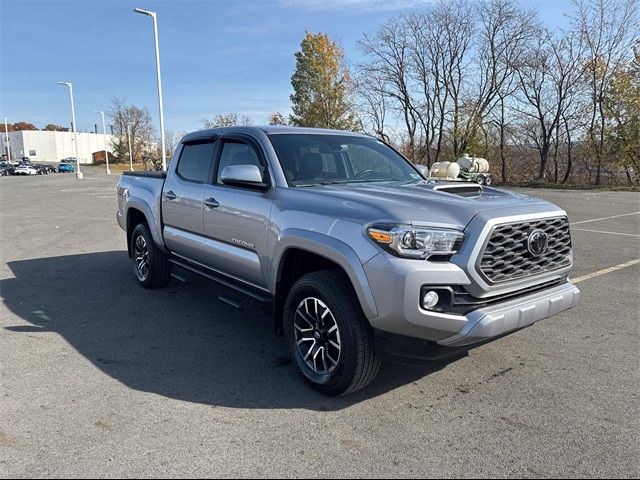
left=117, top=126, right=580, bottom=396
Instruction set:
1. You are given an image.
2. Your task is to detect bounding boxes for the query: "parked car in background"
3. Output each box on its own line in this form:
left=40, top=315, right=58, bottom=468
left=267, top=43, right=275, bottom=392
left=57, top=162, right=74, bottom=173
left=32, top=164, right=50, bottom=175
left=14, top=164, right=38, bottom=175
left=62, top=157, right=78, bottom=163
left=0, top=161, right=15, bottom=176
left=20, top=157, right=31, bottom=164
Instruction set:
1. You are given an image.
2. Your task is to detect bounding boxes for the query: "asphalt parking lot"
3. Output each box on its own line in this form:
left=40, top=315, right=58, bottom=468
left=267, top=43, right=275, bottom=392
left=1, top=167, right=638, bottom=478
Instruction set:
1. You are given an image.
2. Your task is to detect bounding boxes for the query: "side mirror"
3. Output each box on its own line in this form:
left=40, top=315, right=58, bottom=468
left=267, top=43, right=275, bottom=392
left=220, top=164, right=269, bottom=190
left=416, top=164, right=430, bottom=178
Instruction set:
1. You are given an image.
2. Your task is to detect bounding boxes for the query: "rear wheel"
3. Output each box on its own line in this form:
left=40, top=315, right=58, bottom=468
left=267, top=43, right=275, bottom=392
left=475, top=175, right=485, bottom=185
left=130, top=223, right=172, bottom=288
left=284, top=270, right=381, bottom=396
left=484, top=175, right=493, bottom=186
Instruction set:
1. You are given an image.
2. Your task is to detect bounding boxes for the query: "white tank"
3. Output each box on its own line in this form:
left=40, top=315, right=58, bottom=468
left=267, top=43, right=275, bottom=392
left=430, top=161, right=461, bottom=179
left=457, top=154, right=489, bottom=173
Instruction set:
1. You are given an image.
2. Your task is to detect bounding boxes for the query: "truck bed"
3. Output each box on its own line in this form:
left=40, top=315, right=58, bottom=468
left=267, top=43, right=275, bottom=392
left=116, top=172, right=166, bottom=248
left=121, top=170, right=167, bottom=179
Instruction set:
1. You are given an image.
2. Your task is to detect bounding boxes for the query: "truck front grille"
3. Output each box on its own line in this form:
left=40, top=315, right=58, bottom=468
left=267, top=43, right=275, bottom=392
left=478, top=216, right=572, bottom=283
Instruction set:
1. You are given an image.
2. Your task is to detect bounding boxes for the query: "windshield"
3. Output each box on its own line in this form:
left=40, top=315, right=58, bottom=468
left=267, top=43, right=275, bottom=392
left=268, top=134, right=422, bottom=187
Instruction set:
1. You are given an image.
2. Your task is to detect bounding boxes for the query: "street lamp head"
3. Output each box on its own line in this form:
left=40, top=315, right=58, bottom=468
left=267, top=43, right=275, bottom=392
left=134, top=7, right=154, bottom=16
left=57, top=81, right=71, bottom=86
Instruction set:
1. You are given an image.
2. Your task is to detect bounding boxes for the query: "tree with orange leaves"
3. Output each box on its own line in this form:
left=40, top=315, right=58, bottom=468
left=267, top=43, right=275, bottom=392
left=290, top=32, right=358, bottom=130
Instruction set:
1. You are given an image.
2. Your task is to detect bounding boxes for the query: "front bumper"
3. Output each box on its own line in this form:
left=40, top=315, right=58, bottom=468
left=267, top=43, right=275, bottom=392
left=436, top=281, right=580, bottom=346
left=362, top=252, right=580, bottom=346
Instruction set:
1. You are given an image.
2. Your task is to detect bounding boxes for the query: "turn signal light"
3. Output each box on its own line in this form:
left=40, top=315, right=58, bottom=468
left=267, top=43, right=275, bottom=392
left=367, top=228, right=393, bottom=244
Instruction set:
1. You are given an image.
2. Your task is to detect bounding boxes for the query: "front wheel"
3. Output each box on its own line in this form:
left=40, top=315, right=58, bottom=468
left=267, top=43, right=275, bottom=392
left=130, top=223, right=172, bottom=288
left=284, top=270, right=381, bottom=396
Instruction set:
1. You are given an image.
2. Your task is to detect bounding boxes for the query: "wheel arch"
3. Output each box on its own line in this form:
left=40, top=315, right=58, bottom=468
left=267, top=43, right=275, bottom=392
left=125, top=200, right=167, bottom=258
left=271, top=230, right=378, bottom=334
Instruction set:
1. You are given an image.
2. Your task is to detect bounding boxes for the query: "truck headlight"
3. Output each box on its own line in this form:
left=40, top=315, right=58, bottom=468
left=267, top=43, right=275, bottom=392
left=367, top=225, right=464, bottom=259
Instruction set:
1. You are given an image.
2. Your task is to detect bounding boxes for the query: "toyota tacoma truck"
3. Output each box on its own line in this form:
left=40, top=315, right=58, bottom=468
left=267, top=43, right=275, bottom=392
left=116, top=126, right=580, bottom=396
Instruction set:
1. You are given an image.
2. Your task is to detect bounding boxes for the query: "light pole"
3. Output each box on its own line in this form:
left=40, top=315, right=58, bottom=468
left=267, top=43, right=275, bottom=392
left=57, top=81, right=83, bottom=179
left=134, top=7, right=166, bottom=172
left=96, top=111, right=110, bottom=174
left=3, top=118, right=11, bottom=162
left=127, top=125, right=134, bottom=171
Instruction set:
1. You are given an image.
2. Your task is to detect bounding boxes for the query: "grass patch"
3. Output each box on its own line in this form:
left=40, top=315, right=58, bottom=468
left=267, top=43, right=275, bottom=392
left=92, top=162, right=146, bottom=172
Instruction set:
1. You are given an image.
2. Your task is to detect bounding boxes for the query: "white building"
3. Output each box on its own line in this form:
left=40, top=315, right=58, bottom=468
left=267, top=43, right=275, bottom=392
left=3, top=130, right=115, bottom=164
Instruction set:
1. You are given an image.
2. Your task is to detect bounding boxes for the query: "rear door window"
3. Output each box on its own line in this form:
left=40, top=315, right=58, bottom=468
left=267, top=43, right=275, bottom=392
left=176, top=142, right=216, bottom=183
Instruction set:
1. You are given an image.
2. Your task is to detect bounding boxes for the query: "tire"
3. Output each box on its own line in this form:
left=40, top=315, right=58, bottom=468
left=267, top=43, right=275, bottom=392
left=484, top=175, right=493, bottom=186
left=284, top=270, right=381, bottom=396
left=130, top=222, right=172, bottom=289
left=475, top=175, right=485, bottom=185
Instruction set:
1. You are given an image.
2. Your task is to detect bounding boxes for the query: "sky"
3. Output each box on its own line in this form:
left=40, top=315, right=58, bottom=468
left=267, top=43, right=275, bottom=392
left=0, top=0, right=573, bottom=134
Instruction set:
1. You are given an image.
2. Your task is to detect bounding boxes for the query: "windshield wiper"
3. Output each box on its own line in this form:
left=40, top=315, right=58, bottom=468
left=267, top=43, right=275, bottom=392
left=295, top=178, right=408, bottom=187
left=320, top=180, right=350, bottom=185
left=343, top=178, right=406, bottom=184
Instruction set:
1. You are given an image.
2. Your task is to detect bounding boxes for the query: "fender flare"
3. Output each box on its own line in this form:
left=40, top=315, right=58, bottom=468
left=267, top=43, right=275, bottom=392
left=270, top=229, right=378, bottom=319
left=125, top=198, right=169, bottom=254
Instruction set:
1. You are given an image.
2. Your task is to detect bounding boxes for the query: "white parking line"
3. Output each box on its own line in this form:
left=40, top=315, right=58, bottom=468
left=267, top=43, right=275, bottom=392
left=572, top=228, right=640, bottom=238
left=571, top=258, right=640, bottom=284
left=571, top=211, right=640, bottom=225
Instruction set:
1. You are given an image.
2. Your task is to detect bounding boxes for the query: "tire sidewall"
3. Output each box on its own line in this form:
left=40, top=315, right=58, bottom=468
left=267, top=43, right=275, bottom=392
left=284, top=276, right=360, bottom=394
left=131, top=223, right=154, bottom=287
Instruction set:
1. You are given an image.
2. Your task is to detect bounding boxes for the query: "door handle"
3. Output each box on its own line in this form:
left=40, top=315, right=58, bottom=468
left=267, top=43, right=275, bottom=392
left=164, top=190, right=177, bottom=201
left=204, top=197, right=220, bottom=209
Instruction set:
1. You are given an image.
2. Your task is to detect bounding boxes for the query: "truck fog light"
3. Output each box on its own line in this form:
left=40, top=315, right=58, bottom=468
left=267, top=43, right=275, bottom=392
left=422, top=290, right=439, bottom=310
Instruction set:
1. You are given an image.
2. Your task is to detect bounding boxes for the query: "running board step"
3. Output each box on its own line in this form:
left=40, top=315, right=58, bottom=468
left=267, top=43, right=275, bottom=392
left=169, top=257, right=272, bottom=303
left=217, top=287, right=255, bottom=310
left=170, top=271, right=190, bottom=283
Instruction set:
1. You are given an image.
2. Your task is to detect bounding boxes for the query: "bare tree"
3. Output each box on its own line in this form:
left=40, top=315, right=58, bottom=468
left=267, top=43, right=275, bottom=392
left=202, top=113, right=253, bottom=128
left=514, top=29, right=584, bottom=180
left=358, top=16, right=420, bottom=160
left=354, top=72, right=390, bottom=142
left=163, top=129, right=187, bottom=159
left=457, top=0, right=537, bottom=156
left=572, top=0, right=639, bottom=185
left=405, top=2, right=474, bottom=165
left=351, top=0, right=637, bottom=186
left=492, top=87, right=515, bottom=182
left=268, top=112, right=288, bottom=126
left=109, top=97, right=156, bottom=163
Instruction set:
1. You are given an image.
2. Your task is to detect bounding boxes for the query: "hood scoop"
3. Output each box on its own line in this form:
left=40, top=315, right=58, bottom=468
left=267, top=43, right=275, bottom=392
left=432, top=183, right=483, bottom=197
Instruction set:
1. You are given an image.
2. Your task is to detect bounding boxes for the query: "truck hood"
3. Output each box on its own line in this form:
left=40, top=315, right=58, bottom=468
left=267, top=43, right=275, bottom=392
left=284, top=181, right=560, bottom=229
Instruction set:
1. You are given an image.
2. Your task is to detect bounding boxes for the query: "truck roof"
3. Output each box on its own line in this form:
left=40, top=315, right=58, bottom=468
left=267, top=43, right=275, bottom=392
left=181, top=125, right=367, bottom=143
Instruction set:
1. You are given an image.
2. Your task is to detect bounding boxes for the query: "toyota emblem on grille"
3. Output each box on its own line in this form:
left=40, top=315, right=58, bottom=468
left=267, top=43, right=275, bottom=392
left=527, top=229, right=549, bottom=256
